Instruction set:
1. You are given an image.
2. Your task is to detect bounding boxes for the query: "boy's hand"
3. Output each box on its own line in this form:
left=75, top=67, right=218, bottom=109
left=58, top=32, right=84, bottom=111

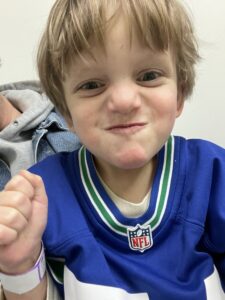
left=0, top=170, right=48, bottom=274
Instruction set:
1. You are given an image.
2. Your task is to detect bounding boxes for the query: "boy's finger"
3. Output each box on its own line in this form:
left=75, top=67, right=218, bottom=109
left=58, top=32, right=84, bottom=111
left=0, top=224, right=17, bottom=245
left=4, top=173, right=35, bottom=199
left=0, top=206, right=28, bottom=233
left=0, top=191, right=32, bottom=221
left=18, top=170, right=48, bottom=240
left=18, top=170, right=48, bottom=206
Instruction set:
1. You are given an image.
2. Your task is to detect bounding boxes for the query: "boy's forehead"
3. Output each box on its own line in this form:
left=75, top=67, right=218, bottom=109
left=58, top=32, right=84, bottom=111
left=66, top=46, right=175, bottom=79
left=68, top=20, right=171, bottom=66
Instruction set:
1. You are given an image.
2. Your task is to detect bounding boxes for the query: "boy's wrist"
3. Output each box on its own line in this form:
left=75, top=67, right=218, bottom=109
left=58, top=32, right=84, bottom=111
left=0, top=243, right=42, bottom=275
left=0, top=243, right=46, bottom=294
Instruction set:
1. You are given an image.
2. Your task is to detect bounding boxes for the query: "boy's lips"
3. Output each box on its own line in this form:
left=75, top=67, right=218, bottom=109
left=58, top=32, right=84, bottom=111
left=106, top=122, right=147, bottom=134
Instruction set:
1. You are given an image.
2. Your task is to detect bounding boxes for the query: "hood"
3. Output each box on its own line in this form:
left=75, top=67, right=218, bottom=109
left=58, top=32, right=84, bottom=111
left=0, top=81, right=54, bottom=140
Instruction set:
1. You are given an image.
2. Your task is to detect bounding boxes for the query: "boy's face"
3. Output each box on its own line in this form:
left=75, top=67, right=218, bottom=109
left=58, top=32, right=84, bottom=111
left=63, top=15, right=183, bottom=172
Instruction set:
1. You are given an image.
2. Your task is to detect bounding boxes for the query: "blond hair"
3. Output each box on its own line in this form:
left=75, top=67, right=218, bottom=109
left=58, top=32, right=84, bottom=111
left=37, top=0, right=200, bottom=117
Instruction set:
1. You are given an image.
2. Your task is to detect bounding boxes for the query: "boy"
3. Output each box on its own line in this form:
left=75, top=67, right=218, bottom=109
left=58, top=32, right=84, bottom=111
left=0, top=0, right=225, bottom=299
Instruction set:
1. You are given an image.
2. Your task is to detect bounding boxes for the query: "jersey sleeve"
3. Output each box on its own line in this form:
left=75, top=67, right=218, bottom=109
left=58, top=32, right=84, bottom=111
left=202, top=155, right=225, bottom=291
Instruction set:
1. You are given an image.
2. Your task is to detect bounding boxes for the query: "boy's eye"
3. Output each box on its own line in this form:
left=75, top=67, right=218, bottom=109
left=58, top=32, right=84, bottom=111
left=79, top=81, right=103, bottom=90
left=137, top=71, right=160, bottom=82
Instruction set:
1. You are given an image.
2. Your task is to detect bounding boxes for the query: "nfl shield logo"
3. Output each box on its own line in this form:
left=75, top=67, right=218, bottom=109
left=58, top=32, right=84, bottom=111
left=127, top=224, right=153, bottom=252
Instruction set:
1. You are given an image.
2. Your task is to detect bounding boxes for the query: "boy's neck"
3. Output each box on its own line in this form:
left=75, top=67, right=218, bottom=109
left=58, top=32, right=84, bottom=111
left=94, top=156, right=157, bottom=204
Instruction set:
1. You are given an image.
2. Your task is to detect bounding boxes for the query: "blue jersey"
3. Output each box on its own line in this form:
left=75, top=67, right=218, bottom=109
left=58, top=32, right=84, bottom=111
left=30, top=136, right=225, bottom=299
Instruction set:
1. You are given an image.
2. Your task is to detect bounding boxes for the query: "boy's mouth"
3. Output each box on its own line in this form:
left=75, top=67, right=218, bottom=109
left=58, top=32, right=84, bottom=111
left=106, top=122, right=146, bottom=134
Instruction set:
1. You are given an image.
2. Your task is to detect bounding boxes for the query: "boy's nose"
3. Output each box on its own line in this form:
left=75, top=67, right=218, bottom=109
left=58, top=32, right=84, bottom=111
left=107, top=83, right=141, bottom=114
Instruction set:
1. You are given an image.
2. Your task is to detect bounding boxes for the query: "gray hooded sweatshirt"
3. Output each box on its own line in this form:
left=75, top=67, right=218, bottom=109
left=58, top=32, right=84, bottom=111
left=0, top=81, right=53, bottom=176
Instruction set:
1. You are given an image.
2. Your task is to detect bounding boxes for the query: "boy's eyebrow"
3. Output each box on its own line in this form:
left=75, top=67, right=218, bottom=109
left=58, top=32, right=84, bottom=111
left=67, top=48, right=173, bottom=78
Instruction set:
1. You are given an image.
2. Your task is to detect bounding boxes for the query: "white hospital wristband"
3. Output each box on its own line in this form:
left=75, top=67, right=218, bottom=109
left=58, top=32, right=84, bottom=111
left=0, top=243, right=46, bottom=295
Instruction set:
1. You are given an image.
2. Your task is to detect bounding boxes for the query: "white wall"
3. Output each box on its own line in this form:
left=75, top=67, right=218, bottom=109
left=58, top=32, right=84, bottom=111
left=0, top=0, right=53, bottom=83
left=173, top=0, right=225, bottom=147
left=0, top=0, right=225, bottom=147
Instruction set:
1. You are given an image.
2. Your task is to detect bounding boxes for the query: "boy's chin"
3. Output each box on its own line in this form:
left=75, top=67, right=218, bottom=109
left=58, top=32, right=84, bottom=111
left=113, top=149, right=152, bottom=170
